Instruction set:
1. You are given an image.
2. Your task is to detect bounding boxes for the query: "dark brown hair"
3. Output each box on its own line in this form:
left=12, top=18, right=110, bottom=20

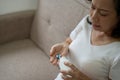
left=111, top=0, right=120, bottom=38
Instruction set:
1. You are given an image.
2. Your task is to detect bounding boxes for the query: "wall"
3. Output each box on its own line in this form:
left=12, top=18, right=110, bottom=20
left=0, top=0, right=38, bottom=15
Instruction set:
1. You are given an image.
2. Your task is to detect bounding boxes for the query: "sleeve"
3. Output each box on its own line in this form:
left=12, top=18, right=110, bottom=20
left=70, top=15, right=89, bottom=40
left=109, top=55, right=120, bottom=80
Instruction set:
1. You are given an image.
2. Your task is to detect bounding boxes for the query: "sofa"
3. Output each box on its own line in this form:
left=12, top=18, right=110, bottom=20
left=0, top=0, right=90, bottom=80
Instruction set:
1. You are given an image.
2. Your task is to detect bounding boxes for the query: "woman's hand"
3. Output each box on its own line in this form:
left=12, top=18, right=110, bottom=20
left=50, top=42, right=69, bottom=65
left=60, top=62, right=91, bottom=80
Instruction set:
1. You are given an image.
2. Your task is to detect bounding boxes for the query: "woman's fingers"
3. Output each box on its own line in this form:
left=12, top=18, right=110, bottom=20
left=50, top=43, right=69, bottom=65
left=60, top=70, right=73, bottom=80
left=64, top=62, right=77, bottom=71
left=50, top=53, right=59, bottom=64
left=60, top=62, right=78, bottom=76
left=50, top=56, right=55, bottom=63
left=50, top=44, right=60, bottom=64
left=50, top=43, right=63, bottom=56
left=50, top=45, right=56, bottom=56
left=52, top=58, right=59, bottom=65
left=60, top=70, right=72, bottom=76
left=61, top=74, right=72, bottom=80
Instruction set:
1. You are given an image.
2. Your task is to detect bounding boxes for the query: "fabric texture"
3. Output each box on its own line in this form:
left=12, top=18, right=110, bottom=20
left=109, top=55, right=120, bottom=80
left=0, top=39, right=58, bottom=80
left=0, top=10, right=34, bottom=44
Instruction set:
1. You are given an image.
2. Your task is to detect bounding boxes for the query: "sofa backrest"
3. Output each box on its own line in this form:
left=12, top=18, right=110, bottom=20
left=31, top=0, right=90, bottom=56
left=0, top=10, right=34, bottom=44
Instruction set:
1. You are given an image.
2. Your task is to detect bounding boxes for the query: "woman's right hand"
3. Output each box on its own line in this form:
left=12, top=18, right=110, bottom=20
left=50, top=42, right=69, bottom=65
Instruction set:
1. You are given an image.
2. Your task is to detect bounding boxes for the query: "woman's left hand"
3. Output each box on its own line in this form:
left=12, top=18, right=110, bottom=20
left=60, top=62, right=91, bottom=80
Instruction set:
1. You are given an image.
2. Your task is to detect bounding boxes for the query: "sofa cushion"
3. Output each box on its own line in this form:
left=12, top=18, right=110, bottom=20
left=31, top=0, right=90, bottom=56
left=0, top=10, right=34, bottom=44
left=0, top=39, right=58, bottom=80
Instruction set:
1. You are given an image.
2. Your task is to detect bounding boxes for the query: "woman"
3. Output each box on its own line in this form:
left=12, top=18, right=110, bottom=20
left=50, top=0, right=120, bottom=80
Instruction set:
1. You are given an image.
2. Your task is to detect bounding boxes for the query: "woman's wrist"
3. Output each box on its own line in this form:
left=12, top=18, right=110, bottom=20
left=65, top=37, right=72, bottom=45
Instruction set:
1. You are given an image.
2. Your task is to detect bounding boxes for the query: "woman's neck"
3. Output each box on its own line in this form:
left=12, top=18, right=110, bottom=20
left=91, top=29, right=119, bottom=45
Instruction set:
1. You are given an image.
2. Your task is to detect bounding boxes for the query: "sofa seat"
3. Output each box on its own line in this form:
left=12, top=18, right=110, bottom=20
left=0, top=39, right=58, bottom=80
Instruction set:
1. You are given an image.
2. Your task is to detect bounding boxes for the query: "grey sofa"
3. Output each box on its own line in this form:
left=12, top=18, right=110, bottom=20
left=0, top=0, right=90, bottom=80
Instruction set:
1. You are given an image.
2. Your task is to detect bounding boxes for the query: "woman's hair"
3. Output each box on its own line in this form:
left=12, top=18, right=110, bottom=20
left=111, top=0, right=120, bottom=38
left=87, top=0, right=120, bottom=38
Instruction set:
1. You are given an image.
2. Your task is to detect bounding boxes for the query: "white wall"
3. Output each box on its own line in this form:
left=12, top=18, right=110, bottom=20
left=0, top=0, right=38, bottom=15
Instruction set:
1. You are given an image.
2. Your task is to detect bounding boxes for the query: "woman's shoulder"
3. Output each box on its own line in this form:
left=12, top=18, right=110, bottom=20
left=79, top=15, right=90, bottom=24
left=77, top=15, right=92, bottom=29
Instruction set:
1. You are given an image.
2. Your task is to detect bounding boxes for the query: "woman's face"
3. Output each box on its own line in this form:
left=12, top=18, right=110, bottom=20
left=90, top=0, right=118, bottom=34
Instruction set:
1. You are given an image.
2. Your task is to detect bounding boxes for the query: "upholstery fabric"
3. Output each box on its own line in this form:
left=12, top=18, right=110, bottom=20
left=0, top=10, right=34, bottom=44
left=0, top=39, right=58, bottom=80
left=31, top=0, right=90, bottom=56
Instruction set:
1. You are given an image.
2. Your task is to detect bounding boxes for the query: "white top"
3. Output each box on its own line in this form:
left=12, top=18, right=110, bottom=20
left=67, top=15, right=120, bottom=80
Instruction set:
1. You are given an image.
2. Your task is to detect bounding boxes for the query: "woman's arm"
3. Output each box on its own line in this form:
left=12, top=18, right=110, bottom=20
left=60, top=62, right=92, bottom=80
left=50, top=37, right=72, bottom=65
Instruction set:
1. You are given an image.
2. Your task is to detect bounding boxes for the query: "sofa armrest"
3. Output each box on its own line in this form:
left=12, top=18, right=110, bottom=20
left=0, top=10, right=35, bottom=44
